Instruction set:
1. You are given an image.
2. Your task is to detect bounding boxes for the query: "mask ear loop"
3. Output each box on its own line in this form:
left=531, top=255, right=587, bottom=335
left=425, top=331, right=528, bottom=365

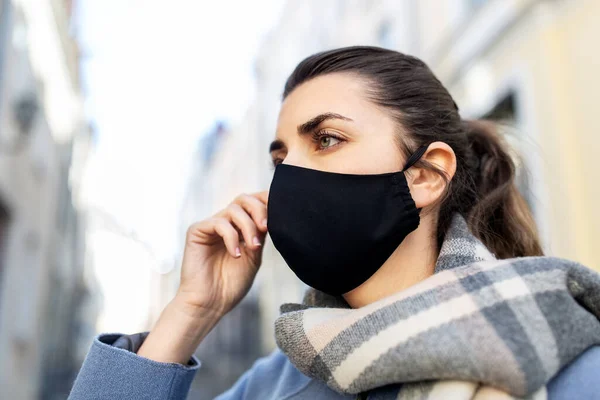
left=401, top=144, right=429, bottom=215
left=402, top=144, right=429, bottom=172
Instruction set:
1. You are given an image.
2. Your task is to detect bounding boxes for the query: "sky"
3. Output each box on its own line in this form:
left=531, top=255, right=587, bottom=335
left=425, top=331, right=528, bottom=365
left=76, top=0, right=284, bottom=331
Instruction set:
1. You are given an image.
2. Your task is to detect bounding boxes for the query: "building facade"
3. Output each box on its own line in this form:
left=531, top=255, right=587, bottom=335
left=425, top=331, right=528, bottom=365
left=177, top=120, right=266, bottom=400
left=0, top=0, right=96, bottom=399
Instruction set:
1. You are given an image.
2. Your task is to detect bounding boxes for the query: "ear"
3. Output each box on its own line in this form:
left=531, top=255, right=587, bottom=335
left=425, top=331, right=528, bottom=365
left=406, top=142, right=457, bottom=209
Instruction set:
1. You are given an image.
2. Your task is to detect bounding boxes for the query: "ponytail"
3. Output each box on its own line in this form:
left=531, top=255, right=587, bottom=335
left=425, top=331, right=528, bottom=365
left=460, top=120, right=543, bottom=258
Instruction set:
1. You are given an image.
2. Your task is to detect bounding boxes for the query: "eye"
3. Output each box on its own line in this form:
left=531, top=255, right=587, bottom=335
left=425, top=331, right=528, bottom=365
left=319, top=136, right=340, bottom=149
left=313, top=130, right=344, bottom=151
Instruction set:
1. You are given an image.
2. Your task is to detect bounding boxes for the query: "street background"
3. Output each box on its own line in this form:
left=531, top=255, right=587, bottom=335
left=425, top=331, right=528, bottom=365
left=0, top=0, right=598, bottom=399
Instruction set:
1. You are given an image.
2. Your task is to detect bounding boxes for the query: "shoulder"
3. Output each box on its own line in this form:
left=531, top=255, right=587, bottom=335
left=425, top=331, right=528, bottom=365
left=249, top=348, right=294, bottom=374
left=249, top=349, right=313, bottom=386
left=238, top=349, right=311, bottom=394
left=547, top=346, right=600, bottom=399
left=237, top=350, right=351, bottom=399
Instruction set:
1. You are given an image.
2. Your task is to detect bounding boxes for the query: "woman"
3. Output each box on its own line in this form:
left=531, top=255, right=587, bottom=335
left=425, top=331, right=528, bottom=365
left=69, top=47, right=600, bottom=400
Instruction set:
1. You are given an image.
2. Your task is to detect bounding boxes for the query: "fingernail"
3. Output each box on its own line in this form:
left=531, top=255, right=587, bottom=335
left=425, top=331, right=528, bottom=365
left=253, top=236, right=261, bottom=247
left=235, top=247, right=241, bottom=257
left=262, top=219, right=268, bottom=227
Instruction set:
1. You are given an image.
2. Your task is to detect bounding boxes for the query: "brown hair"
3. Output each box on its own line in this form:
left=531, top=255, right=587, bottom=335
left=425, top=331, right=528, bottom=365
left=283, top=46, right=543, bottom=258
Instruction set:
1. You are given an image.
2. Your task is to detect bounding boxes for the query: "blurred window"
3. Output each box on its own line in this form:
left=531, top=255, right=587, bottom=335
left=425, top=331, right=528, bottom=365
left=378, top=21, right=395, bottom=49
left=57, top=151, right=73, bottom=234
left=469, top=0, right=490, bottom=10
left=0, top=0, right=10, bottom=112
left=201, top=122, right=227, bottom=167
left=0, top=200, right=10, bottom=296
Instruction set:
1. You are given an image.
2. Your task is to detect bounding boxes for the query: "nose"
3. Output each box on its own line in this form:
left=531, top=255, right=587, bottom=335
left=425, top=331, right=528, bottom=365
left=280, top=151, right=309, bottom=169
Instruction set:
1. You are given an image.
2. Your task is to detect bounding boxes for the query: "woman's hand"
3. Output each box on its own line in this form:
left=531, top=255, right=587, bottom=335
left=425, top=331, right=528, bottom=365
left=178, top=191, right=269, bottom=316
left=138, top=192, right=268, bottom=364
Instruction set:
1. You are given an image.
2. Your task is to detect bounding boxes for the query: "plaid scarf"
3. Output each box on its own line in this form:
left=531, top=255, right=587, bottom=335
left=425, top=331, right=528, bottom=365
left=275, top=215, right=600, bottom=399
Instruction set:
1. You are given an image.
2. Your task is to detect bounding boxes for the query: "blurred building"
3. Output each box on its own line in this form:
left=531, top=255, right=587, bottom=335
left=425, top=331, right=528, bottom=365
left=0, top=0, right=96, bottom=399
left=178, top=120, right=269, bottom=400
left=177, top=0, right=599, bottom=396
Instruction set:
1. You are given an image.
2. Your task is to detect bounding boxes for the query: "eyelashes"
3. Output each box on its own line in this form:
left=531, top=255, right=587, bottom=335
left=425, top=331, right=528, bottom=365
left=270, top=129, right=347, bottom=168
left=311, top=129, right=345, bottom=151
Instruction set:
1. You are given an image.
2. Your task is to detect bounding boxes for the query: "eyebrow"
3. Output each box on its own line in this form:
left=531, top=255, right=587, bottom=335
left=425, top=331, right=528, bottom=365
left=268, top=112, right=353, bottom=153
left=297, top=112, right=353, bottom=134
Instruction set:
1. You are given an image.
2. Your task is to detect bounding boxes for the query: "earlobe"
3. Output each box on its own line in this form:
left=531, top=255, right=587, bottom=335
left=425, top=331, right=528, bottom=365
left=408, top=142, right=456, bottom=209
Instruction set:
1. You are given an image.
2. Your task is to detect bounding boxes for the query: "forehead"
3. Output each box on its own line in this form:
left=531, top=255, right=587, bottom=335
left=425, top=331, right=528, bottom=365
left=276, top=73, right=385, bottom=133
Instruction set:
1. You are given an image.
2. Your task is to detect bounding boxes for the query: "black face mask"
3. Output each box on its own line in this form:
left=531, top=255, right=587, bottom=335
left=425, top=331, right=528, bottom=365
left=267, top=146, right=427, bottom=296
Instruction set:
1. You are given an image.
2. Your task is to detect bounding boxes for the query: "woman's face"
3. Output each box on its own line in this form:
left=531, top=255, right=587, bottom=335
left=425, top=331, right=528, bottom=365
left=270, top=73, right=405, bottom=174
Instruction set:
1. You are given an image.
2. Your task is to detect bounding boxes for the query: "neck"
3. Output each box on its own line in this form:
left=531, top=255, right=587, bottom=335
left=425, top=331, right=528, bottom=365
left=342, top=218, right=438, bottom=308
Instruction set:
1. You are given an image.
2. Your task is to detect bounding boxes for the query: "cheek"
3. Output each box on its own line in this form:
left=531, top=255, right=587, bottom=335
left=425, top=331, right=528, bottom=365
left=317, top=137, right=403, bottom=175
left=407, top=181, right=426, bottom=208
left=343, top=138, right=403, bottom=174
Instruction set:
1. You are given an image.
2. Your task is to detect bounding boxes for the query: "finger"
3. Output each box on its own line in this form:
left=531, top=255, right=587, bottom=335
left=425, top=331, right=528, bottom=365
left=227, top=204, right=261, bottom=249
left=253, top=191, right=269, bottom=205
left=211, top=218, right=242, bottom=258
left=234, top=193, right=268, bottom=231
left=187, top=220, right=241, bottom=258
